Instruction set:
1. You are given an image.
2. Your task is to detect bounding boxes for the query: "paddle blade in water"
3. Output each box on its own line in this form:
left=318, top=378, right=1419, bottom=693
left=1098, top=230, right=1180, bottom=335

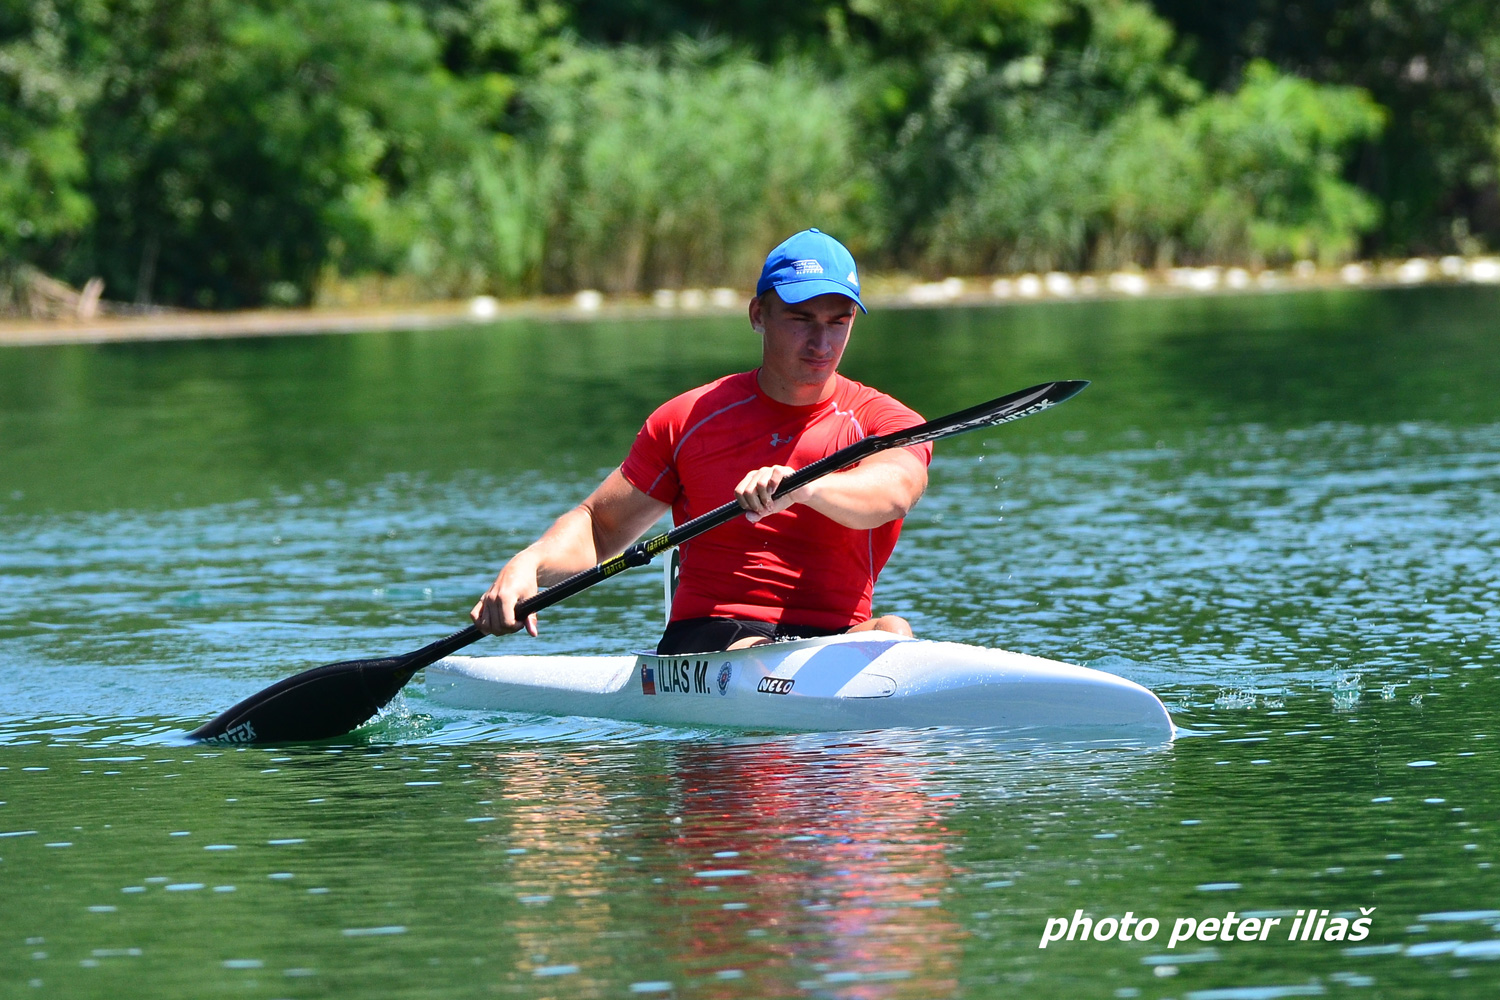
left=188, top=657, right=415, bottom=743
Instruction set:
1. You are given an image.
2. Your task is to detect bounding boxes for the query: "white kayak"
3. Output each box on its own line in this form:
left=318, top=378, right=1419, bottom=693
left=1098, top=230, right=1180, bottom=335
left=426, top=632, right=1173, bottom=737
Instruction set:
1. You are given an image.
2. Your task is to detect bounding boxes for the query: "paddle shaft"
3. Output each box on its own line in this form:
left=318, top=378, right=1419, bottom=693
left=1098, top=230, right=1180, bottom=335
left=393, top=379, right=1085, bottom=676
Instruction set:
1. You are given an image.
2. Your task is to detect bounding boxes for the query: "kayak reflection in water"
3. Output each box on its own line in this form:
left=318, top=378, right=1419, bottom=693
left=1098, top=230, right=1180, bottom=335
left=471, top=229, right=931, bottom=654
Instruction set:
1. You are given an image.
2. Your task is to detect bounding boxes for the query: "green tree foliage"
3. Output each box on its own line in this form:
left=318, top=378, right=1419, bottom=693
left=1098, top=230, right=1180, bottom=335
left=526, top=43, right=858, bottom=293
left=1149, top=0, right=1500, bottom=254
left=68, top=0, right=493, bottom=308
left=1, top=0, right=1457, bottom=309
left=0, top=2, right=93, bottom=264
left=927, top=58, right=1384, bottom=272
left=1187, top=62, right=1384, bottom=264
left=876, top=0, right=1202, bottom=270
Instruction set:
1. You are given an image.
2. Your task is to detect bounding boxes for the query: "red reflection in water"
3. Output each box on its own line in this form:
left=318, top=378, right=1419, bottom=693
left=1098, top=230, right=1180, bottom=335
left=476, top=740, right=965, bottom=998
left=665, top=741, right=963, bottom=998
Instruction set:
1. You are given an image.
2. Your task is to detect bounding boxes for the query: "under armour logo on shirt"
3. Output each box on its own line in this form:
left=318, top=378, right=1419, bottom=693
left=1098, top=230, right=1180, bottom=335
left=770, top=432, right=792, bottom=447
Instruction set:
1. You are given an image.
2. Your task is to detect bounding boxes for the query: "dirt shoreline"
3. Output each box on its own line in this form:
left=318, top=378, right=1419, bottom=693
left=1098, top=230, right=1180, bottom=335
left=0, top=299, right=547, bottom=348
left=4, top=260, right=1496, bottom=348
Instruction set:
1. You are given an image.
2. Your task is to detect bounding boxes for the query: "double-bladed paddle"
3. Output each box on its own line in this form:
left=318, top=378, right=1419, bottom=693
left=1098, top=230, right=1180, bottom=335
left=189, top=379, right=1088, bottom=743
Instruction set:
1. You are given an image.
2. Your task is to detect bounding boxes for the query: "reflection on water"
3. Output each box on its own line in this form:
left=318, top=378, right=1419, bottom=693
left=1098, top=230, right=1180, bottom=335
left=3, top=285, right=1500, bottom=996
left=477, top=739, right=972, bottom=995
left=660, top=742, right=963, bottom=995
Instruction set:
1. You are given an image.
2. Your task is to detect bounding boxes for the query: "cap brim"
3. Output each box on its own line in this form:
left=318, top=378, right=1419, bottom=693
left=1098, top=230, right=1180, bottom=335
left=773, top=279, right=867, bottom=314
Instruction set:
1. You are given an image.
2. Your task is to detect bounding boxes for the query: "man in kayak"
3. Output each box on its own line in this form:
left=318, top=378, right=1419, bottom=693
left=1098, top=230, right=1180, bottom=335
left=471, top=228, right=932, bottom=653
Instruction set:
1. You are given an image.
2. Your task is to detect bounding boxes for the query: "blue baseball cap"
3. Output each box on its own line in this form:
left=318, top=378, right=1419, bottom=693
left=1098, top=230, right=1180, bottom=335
left=756, top=229, right=866, bottom=313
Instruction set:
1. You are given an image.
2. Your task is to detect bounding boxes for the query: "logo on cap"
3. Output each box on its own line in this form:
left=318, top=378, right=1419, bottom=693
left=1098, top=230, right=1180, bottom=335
left=756, top=229, right=867, bottom=313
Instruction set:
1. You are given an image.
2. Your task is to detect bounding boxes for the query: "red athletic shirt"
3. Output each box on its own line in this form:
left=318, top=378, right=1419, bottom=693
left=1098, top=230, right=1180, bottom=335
left=621, top=370, right=932, bottom=629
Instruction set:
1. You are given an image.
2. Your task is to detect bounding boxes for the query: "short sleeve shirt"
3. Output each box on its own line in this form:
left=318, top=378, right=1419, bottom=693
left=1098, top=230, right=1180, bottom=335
left=621, top=370, right=932, bottom=629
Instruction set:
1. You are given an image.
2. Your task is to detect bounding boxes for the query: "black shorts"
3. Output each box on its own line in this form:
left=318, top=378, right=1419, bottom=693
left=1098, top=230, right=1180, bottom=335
left=656, top=617, right=849, bottom=655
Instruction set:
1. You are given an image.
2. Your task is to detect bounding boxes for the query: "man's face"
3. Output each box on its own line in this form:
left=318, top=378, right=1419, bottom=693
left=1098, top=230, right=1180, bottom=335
left=752, top=291, right=857, bottom=388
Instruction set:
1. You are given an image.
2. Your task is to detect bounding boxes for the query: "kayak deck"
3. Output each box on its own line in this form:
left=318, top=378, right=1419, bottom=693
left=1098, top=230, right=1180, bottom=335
left=425, top=633, right=1174, bottom=737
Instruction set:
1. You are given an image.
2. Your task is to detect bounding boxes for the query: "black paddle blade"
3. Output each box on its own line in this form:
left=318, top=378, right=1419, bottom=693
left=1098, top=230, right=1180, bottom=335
left=883, top=380, right=1089, bottom=450
left=188, top=656, right=417, bottom=744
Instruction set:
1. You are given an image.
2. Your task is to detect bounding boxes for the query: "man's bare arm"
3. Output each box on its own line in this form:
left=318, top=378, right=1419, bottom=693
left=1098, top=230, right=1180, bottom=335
left=735, top=448, right=928, bottom=530
left=471, top=469, right=669, bottom=635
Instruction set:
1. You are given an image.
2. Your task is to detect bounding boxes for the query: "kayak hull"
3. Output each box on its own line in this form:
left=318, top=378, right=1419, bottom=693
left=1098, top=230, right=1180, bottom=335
left=425, top=633, right=1173, bottom=737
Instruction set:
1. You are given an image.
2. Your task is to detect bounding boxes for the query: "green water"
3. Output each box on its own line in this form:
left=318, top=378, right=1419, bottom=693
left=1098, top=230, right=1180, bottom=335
left=3, top=287, right=1499, bottom=998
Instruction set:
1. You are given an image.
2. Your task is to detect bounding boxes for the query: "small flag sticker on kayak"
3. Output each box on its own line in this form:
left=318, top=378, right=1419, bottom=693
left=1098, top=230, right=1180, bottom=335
left=640, top=663, right=656, bottom=696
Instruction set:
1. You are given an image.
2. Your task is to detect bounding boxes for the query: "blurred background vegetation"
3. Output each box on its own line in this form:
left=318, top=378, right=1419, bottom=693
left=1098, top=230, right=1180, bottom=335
left=2, top=0, right=1495, bottom=310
